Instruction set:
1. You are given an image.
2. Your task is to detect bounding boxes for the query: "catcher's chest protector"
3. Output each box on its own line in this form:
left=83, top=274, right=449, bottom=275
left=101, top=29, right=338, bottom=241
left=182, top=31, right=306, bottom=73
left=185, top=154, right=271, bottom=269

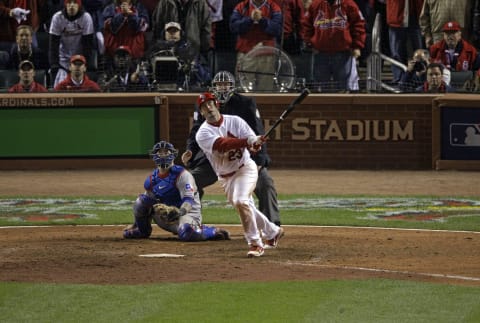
left=149, top=166, right=183, bottom=206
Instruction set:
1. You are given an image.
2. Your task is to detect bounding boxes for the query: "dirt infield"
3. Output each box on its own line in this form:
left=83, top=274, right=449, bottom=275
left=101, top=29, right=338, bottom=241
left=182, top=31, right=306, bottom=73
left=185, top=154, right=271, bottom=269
left=0, top=169, right=479, bottom=286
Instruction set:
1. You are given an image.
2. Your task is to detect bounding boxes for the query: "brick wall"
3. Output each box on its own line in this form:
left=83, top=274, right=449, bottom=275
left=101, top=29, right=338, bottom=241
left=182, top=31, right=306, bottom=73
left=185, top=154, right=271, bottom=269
left=168, top=94, right=436, bottom=170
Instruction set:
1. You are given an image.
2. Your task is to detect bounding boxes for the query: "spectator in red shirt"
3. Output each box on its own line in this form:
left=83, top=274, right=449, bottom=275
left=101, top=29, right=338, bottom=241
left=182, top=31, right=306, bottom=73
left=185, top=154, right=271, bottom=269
left=272, top=0, right=304, bottom=55
left=230, top=0, right=282, bottom=91
left=430, top=21, right=480, bottom=72
left=8, top=60, right=48, bottom=92
left=54, top=54, right=101, bottom=92
left=102, top=0, right=149, bottom=61
left=302, top=0, right=366, bottom=92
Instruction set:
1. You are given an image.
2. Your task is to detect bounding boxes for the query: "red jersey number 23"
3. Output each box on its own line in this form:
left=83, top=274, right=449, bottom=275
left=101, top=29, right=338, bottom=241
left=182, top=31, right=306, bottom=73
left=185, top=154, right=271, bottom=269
left=227, top=149, right=242, bottom=161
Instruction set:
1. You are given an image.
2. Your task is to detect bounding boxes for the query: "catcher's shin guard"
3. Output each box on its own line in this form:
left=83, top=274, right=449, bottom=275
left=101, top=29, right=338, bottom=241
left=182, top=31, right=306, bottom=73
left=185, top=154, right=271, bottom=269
left=178, top=223, right=203, bottom=241
left=124, top=217, right=152, bottom=238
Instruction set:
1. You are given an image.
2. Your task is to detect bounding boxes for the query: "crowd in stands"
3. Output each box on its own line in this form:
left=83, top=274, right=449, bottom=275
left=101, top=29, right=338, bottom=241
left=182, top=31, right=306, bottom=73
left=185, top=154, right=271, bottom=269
left=1, top=0, right=480, bottom=93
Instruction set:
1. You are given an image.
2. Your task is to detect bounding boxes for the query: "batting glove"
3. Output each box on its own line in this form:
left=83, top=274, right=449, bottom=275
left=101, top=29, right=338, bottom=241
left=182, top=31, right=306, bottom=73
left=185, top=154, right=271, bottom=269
left=247, top=135, right=266, bottom=147
left=10, top=8, right=30, bottom=24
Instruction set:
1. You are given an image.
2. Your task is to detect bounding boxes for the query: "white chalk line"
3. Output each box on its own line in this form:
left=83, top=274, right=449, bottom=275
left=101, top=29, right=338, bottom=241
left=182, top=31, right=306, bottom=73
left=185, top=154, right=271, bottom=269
left=271, top=260, right=480, bottom=282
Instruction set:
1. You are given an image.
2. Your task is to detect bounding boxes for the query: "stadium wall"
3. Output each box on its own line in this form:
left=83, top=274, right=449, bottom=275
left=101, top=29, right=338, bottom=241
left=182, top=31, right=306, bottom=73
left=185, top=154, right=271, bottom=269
left=0, top=92, right=470, bottom=170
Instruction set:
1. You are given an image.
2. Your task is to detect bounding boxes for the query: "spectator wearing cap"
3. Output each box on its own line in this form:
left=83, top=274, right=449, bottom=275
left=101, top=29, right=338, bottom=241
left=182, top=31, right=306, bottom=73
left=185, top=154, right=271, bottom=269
left=416, top=62, right=455, bottom=93
left=54, top=54, right=101, bottom=91
left=7, top=25, right=48, bottom=70
left=8, top=60, right=48, bottom=92
left=151, top=0, right=211, bottom=60
left=102, top=0, right=149, bottom=60
left=49, top=0, right=96, bottom=88
left=429, top=21, right=480, bottom=72
left=98, top=45, right=149, bottom=91
left=148, top=21, right=183, bottom=55
left=150, top=21, right=211, bottom=90
left=420, top=0, right=471, bottom=47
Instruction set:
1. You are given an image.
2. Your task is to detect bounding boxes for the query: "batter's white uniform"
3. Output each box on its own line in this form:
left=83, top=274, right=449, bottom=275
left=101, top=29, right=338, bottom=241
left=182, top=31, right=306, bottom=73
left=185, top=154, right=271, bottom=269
left=196, top=114, right=280, bottom=247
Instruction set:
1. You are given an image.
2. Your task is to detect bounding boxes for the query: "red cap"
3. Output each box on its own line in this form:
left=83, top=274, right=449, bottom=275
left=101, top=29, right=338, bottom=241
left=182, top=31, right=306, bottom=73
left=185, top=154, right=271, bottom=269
left=442, top=21, right=461, bottom=32
left=70, top=54, right=86, bottom=64
left=197, top=92, right=218, bottom=108
left=115, top=45, right=132, bottom=56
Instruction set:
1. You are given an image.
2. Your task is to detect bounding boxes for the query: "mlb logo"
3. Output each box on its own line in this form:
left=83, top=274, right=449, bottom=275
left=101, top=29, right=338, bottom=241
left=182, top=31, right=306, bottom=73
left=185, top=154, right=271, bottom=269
left=449, top=123, right=480, bottom=146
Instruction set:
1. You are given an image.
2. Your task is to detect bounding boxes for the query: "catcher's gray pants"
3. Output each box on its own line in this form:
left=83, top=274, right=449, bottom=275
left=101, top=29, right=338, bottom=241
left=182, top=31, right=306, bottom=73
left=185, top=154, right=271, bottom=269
left=190, top=162, right=281, bottom=225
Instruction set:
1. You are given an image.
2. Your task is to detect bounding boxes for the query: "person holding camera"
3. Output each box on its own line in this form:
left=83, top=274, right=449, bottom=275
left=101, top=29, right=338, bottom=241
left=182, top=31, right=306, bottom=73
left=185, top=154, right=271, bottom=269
left=98, top=45, right=149, bottom=92
left=399, top=48, right=430, bottom=92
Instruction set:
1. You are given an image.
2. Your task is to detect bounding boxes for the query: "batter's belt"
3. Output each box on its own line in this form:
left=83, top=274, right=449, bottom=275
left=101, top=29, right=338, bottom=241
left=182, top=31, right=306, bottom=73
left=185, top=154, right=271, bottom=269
left=219, top=164, right=244, bottom=178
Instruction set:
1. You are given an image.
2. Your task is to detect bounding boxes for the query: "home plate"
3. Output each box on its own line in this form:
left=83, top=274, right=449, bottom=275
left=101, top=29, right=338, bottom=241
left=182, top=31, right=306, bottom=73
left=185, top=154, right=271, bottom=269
left=139, top=253, right=185, bottom=258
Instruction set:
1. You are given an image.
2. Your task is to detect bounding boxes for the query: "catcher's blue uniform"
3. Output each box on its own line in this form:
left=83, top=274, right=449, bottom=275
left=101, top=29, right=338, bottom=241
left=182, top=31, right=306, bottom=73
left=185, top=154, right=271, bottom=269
left=145, top=165, right=195, bottom=209
left=124, top=165, right=227, bottom=241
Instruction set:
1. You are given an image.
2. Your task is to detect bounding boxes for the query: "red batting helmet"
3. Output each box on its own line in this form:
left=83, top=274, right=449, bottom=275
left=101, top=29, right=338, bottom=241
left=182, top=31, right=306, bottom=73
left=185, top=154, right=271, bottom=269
left=196, top=92, right=219, bottom=108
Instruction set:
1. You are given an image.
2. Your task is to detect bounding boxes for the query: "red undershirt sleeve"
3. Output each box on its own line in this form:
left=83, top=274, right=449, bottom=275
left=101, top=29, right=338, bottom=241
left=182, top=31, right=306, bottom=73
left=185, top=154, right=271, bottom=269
left=213, top=137, right=248, bottom=152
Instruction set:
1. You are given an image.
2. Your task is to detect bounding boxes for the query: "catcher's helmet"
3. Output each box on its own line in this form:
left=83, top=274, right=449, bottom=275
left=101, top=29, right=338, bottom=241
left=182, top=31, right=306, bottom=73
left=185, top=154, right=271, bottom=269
left=212, top=71, right=235, bottom=104
left=149, top=141, right=178, bottom=169
left=196, top=92, right=219, bottom=109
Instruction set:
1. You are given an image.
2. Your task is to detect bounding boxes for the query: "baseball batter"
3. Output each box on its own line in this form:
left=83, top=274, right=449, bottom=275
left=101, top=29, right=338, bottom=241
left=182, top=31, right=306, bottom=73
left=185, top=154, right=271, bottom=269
left=195, top=92, right=284, bottom=257
left=123, top=140, right=230, bottom=241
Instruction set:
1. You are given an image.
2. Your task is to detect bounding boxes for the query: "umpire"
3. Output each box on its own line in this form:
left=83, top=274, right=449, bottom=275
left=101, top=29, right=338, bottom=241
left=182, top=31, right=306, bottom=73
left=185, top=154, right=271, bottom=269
left=182, top=70, right=281, bottom=226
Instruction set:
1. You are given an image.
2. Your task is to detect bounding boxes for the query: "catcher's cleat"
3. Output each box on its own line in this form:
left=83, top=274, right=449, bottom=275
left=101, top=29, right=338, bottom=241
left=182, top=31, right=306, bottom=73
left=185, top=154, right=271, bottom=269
left=264, top=227, right=284, bottom=249
left=247, top=245, right=264, bottom=258
left=213, top=228, right=231, bottom=240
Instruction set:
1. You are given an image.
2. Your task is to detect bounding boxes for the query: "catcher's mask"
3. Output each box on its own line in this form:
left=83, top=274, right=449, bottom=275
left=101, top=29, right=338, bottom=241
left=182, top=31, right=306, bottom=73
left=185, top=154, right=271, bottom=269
left=150, top=141, right=178, bottom=169
left=211, top=70, right=235, bottom=104
left=196, top=92, right=219, bottom=109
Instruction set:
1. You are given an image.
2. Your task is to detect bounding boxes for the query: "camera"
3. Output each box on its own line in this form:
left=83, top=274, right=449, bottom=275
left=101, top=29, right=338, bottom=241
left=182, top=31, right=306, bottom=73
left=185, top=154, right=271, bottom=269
left=414, top=60, right=427, bottom=72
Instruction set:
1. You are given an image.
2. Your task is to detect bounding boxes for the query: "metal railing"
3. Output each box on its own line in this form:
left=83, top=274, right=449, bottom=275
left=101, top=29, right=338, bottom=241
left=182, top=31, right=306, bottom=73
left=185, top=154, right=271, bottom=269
left=367, top=13, right=407, bottom=93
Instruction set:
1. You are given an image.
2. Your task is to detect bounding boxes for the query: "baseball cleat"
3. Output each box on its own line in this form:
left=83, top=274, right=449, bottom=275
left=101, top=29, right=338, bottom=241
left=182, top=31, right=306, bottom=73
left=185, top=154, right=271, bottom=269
left=264, top=227, right=284, bottom=249
left=247, top=245, right=264, bottom=257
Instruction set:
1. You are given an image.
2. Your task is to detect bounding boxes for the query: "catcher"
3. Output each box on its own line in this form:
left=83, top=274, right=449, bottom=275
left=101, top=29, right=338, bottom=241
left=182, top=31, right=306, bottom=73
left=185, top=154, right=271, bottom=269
left=123, top=141, right=230, bottom=241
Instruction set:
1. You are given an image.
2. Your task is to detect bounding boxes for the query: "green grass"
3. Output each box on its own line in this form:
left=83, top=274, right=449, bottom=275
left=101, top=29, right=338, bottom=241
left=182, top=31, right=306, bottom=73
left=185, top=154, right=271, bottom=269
left=1, top=280, right=479, bottom=323
left=1, top=194, right=479, bottom=322
left=1, top=194, right=479, bottom=231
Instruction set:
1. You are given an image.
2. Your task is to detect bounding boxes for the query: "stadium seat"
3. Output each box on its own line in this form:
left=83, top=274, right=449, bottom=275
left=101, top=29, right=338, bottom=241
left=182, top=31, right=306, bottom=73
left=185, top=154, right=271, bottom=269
left=450, top=70, right=474, bottom=89
left=0, top=70, right=19, bottom=91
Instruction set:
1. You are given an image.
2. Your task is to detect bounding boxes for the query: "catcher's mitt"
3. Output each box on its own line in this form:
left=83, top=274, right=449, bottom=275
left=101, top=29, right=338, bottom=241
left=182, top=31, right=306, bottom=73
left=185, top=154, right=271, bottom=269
left=153, top=203, right=182, bottom=224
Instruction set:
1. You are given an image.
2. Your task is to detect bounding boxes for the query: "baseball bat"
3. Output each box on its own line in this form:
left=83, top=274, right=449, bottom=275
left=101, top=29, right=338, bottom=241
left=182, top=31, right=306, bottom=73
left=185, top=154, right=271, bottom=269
left=264, top=88, right=310, bottom=138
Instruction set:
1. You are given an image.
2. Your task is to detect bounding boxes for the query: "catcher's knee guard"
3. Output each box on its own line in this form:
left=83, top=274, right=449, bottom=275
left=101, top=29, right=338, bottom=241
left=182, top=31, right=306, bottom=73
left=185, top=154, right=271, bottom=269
left=178, top=223, right=203, bottom=242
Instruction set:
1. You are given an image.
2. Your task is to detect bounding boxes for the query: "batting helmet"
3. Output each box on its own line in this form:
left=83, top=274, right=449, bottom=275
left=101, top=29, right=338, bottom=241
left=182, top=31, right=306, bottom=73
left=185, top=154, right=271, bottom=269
left=196, top=92, right=219, bottom=109
left=212, top=71, right=235, bottom=104
left=149, top=141, right=178, bottom=169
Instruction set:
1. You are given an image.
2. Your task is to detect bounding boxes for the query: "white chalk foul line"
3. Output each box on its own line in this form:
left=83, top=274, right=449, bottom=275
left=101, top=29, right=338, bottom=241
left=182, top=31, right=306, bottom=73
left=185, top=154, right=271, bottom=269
left=274, top=260, right=480, bottom=282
